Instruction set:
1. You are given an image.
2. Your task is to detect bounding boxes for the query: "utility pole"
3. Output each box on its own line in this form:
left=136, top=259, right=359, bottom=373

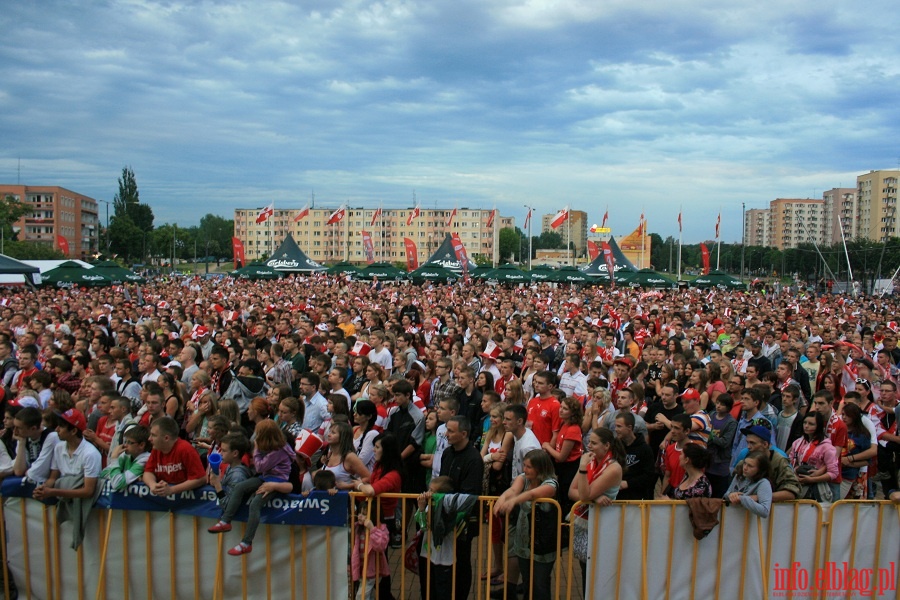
left=740, top=202, right=746, bottom=280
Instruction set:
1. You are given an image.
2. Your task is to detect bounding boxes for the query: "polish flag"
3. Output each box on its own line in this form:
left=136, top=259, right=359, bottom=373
left=678, top=211, right=682, bottom=233
left=715, top=213, right=721, bottom=240
left=447, top=208, right=457, bottom=228
left=255, top=203, right=274, bottom=224
left=524, top=208, right=532, bottom=230
left=370, top=208, right=382, bottom=227
left=327, top=206, right=346, bottom=225
left=601, top=209, right=609, bottom=229
left=486, top=209, right=496, bottom=228
left=406, top=205, right=420, bottom=226
left=293, top=204, right=309, bottom=223
left=550, top=206, right=569, bottom=229
left=638, top=212, right=645, bottom=236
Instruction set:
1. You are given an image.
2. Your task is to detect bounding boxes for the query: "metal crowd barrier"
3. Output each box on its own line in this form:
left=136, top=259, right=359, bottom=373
left=1, top=489, right=898, bottom=600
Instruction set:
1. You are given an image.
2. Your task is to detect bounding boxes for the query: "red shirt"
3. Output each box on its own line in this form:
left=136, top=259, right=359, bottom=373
left=95, top=416, right=117, bottom=467
left=663, top=442, right=685, bottom=492
left=554, top=423, right=583, bottom=463
left=526, top=395, right=561, bottom=446
left=146, top=438, right=205, bottom=484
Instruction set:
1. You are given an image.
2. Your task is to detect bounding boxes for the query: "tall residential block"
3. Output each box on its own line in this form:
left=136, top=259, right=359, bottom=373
left=234, top=206, right=513, bottom=264
left=822, top=188, right=856, bottom=244
left=856, top=170, right=899, bottom=243
left=768, top=198, right=825, bottom=250
left=540, top=210, right=588, bottom=258
left=0, top=185, right=100, bottom=258
left=744, top=209, right=771, bottom=247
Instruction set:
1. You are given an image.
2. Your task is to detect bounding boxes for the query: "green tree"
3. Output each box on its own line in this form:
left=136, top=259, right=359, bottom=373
left=498, top=227, right=521, bottom=263
left=107, top=215, right=145, bottom=263
left=113, top=166, right=154, bottom=231
left=0, top=195, right=31, bottom=246
left=198, top=214, right=234, bottom=258
left=533, top=231, right=564, bottom=250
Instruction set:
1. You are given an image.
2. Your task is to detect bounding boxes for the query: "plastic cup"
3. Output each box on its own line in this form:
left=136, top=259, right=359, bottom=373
left=208, top=453, right=222, bottom=475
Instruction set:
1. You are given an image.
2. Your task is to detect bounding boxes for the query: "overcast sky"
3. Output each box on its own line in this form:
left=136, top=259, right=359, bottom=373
left=2, top=0, right=898, bottom=242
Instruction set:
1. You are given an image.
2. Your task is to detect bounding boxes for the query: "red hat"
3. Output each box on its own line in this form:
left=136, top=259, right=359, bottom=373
left=55, top=408, right=87, bottom=432
left=294, top=430, right=324, bottom=467
left=191, top=325, right=210, bottom=340
left=481, top=340, right=501, bottom=360
left=712, top=318, right=723, bottom=326
left=349, top=341, right=371, bottom=356
left=680, top=388, right=701, bottom=402
left=613, top=356, right=634, bottom=369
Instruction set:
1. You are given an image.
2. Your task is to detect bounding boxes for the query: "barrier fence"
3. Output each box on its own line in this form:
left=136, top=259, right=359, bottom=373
left=0, top=481, right=898, bottom=600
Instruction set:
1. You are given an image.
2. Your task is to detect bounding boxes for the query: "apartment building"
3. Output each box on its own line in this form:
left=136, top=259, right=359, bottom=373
left=540, top=209, right=588, bottom=257
left=856, top=170, right=899, bottom=243
left=0, top=185, right=100, bottom=258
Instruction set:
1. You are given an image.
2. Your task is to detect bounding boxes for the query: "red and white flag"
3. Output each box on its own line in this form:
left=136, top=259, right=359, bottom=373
left=451, top=233, right=470, bottom=275
left=587, top=240, right=600, bottom=261
left=293, top=204, right=309, bottom=223
left=601, top=241, right=615, bottom=288
left=403, top=238, right=419, bottom=271
left=406, top=205, right=420, bottom=226
left=550, top=206, right=569, bottom=229
left=678, top=211, right=682, bottom=233
left=486, top=209, right=496, bottom=228
left=327, top=205, right=346, bottom=225
left=637, top=211, right=645, bottom=236
left=361, top=231, right=375, bottom=264
left=715, top=213, right=721, bottom=240
left=446, top=208, right=457, bottom=228
left=700, top=243, right=710, bottom=274
left=524, top=208, right=532, bottom=230
left=56, top=235, right=70, bottom=256
left=601, top=209, right=609, bottom=229
left=255, top=203, right=274, bottom=224
left=370, top=207, right=382, bottom=227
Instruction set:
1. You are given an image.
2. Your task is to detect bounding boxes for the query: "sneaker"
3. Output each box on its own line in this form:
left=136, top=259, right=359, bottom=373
left=208, top=522, right=232, bottom=533
left=227, top=543, right=252, bottom=556
left=390, top=533, right=402, bottom=549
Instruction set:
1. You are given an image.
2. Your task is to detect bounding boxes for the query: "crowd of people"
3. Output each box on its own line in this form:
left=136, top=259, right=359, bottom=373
left=0, top=272, right=898, bottom=600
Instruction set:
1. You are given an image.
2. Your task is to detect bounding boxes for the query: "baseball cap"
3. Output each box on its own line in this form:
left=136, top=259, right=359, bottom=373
left=55, top=408, right=87, bottom=432
left=740, top=422, right=772, bottom=442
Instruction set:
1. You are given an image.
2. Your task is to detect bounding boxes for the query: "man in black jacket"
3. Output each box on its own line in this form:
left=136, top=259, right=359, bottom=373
left=614, top=412, right=656, bottom=500
left=439, top=415, right=482, bottom=600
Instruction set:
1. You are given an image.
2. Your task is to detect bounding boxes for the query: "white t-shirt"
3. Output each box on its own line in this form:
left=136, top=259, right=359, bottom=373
left=51, top=438, right=102, bottom=479
left=368, top=347, right=393, bottom=374
left=512, top=429, right=541, bottom=480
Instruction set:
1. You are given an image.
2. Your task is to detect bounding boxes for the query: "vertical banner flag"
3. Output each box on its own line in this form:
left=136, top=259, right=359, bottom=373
left=678, top=211, right=683, bottom=233
left=293, top=204, right=309, bottom=223
left=486, top=209, right=496, bottom=228
left=370, top=208, right=382, bottom=227
left=56, top=235, right=69, bottom=256
left=601, top=210, right=609, bottom=229
left=231, top=237, right=245, bottom=269
left=406, top=205, right=420, bottom=226
left=587, top=240, right=600, bottom=261
left=700, top=243, right=710, bottom=274
left=715, top=213, right=721, bottom=240
left=523, top=208, right=532, bottom=230
left=403, top=237, right=418, bottom=271
left=361, top=231, right=375, bottom=265
left=601, top=241, right=616, bottom=287
left=256, top=202, right=274, bottom=224
left=450, top=233, right=470, bottom=275
left=327, top=205, right=346, bottom=225
left=550, top=206, right=569, bottom=229
left=446, top=208, right=457, bottom=228
left=638, top=212, right=645, bottom=236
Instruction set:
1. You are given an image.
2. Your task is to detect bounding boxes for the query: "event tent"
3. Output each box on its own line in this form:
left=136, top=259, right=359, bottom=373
left=264, top=234, right=327, bottom=272
left=420, top=234, right=478, bottom=272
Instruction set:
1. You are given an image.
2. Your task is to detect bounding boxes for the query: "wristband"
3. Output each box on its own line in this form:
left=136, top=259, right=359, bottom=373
left=578, top=470, right=588, bottom=474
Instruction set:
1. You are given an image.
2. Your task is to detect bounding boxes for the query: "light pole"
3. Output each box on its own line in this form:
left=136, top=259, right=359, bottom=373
left=522, top=204, right=532, bottom=270
left=740, top=202, right=746, bottom=280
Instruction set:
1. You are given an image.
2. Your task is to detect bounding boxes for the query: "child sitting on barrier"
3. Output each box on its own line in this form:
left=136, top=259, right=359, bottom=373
left=100, top=425, right=151, bottom=492
left=725, top=450, right=773, bottom=518
left=208, top=432, right=252, bottom=503
left=208, top=420, right=295, bottom=556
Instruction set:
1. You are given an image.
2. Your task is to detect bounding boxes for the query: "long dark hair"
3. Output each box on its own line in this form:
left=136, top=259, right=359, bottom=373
left=802, top=411, right=826, bottom=443
left=841, top=403, right=867, bottom=436
left=373, top=432, right=403, bottom=476
left=592, top=427, right=626, bottom=466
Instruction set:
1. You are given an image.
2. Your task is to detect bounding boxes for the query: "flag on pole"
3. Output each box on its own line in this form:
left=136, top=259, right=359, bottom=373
left=327, top=205, right=346, bottom=225
left=293, top=204, right=309, bottom=223
left=486, top=209, right=496, bottom=228
left=700, top=243, right=711, bottom=274
left=601, top=241, right=615, bottom=288
left=524, top=208, right=532, bottom=230
left=451, top=233, right=470, bottom=275
left=587, top=240, right=600, bottom=261
left=406, top=205, right=420, bottom=226
left=715, top=213, right=721, bottom=240
left=678, top=211, right=682, bottom=233
left=56, top=235, right=70, bottom=256
left=231, top=237, right=245, bottom=269
left=361, top=231, right=375, bottom=265
left=638, top=212, right=645, bottom=236
left=370, top=208, right=382, bottom=227
left=601, top=209, right=609, bottom=229
left=447, top=208, right=457, bottom=228
left=550, top=206, right=569, bottom=229
left=255, top=203, right=274, bottom=224
left=403, top=237, right=419, bottom=270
